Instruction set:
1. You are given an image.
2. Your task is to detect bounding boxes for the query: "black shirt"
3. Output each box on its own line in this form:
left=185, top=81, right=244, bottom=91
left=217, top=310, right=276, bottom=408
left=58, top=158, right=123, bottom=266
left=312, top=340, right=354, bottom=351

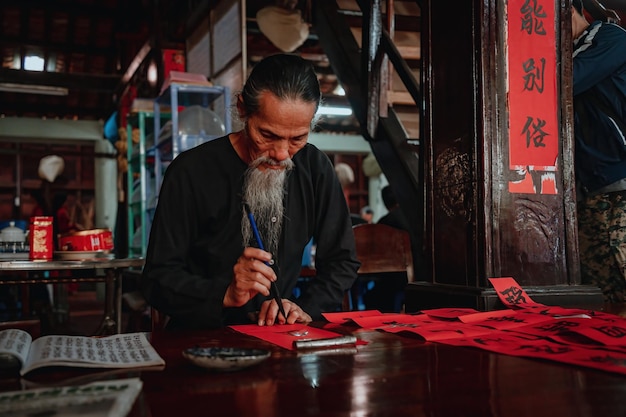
left=141, top=136, right=360, bottom=328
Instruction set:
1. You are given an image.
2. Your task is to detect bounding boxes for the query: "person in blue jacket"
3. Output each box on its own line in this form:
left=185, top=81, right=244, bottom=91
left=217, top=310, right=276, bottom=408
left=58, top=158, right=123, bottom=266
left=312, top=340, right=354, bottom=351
left=572, top=0, right=626, bottom=302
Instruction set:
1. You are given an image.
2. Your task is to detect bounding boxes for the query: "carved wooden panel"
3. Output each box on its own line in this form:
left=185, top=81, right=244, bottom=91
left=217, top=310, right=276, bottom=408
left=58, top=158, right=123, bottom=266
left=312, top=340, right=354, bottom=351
left=422, top=0, right=576, bottom=289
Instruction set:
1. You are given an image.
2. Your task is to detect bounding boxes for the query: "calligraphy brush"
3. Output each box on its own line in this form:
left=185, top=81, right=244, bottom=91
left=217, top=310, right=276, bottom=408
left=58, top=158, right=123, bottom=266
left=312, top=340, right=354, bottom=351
left=243, top=202, right=288, bottom=321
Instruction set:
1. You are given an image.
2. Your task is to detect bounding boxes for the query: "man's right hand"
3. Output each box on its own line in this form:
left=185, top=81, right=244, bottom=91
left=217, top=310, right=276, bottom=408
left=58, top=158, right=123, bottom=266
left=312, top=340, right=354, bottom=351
left=223, top=247, right=277, bottom=307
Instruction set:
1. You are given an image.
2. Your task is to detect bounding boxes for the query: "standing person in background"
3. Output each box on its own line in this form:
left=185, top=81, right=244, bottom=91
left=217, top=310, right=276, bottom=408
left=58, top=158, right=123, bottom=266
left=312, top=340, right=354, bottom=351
left=53, top=192, right=81, bottom=295
left=360, top=206, right=374, bottom=224
left=334, top=162, right=355, bottom=204
left=30, top=155, right=68, bottom=332
left=141, top=54, right=360, bottom=329
left=334, top=162, right=366, bottom=225
left=53, top=193, right=79, bottom=237
left=572, top=0, right=626, bottom=302
left=32, top=155, right=71, bottom=248
left=378, top=185, right=410, bottom=232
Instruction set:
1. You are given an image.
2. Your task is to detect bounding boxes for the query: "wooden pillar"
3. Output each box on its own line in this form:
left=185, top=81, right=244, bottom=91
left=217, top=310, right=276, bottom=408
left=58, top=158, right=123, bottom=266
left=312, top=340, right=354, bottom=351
left=405, top=0, right=603, bottom=311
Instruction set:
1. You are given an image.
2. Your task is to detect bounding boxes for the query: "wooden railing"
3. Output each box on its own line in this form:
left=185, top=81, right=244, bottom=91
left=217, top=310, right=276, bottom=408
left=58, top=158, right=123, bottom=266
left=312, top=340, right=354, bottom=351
left=314, top=0, right=424, bottom=273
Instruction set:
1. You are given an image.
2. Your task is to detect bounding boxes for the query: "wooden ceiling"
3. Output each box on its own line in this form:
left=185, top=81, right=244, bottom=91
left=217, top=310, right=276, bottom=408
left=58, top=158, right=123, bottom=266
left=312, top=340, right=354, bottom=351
left=0, top=0, right=624, bottom=123
left=0, top=0, right=153, bottom=120
left=0, top=0, right=340, bottom=122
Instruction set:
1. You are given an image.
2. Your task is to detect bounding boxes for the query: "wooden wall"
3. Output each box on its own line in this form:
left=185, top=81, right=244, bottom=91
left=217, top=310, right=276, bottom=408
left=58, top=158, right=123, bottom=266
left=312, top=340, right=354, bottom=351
left=407, top=0, right=598, bottom=310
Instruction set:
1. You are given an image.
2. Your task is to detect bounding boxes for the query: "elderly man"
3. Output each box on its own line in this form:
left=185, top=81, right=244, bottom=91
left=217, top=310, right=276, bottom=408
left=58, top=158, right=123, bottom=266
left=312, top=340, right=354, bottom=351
left=141, top=54, right=360, bottom=328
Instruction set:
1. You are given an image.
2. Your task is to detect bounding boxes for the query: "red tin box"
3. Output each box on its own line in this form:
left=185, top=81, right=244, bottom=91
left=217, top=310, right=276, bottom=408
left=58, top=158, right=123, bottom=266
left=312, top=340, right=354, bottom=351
left=58, top=229, right=114, bottom=252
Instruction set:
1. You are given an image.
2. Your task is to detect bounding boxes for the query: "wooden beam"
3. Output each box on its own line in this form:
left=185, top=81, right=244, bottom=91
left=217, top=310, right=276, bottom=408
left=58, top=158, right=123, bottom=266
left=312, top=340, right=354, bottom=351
left=0, top=99, right=111, bottom=120
left=0, top=38, right=117, bottom=58
left=5, top=0, right=118, bottom=17
left=0, top=68, right=119, bottom=92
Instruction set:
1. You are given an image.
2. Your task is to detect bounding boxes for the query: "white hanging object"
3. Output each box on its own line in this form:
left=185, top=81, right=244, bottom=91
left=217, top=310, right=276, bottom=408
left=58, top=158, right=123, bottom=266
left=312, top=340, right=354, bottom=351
left=256, top=6, right=309, bottom=52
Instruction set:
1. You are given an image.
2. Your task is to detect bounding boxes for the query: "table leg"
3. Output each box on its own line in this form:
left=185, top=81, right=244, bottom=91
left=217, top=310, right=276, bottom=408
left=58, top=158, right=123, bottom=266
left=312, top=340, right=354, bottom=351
left=53, top=283, right=69, bottom=326
left=20, top=283, right=30, bottom=318
left=116, top=269, right=122, bottom=334
left=95, top=268, right=117, bottom=335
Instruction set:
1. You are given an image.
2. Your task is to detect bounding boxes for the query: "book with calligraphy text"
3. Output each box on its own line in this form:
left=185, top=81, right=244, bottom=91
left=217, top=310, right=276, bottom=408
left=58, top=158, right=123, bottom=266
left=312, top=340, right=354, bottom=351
left=0, top=377, right=142, bottom=417
left=0, top=329, right=165, bottom=376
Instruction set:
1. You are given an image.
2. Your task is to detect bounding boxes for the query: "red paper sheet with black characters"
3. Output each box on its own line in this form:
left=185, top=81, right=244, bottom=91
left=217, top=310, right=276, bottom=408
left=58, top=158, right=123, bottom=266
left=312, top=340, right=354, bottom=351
left=428, top=278, right=626, bottom=375
left=229, top=324, right=347, bottom=351
left=232, top=277, right=626, bottom=375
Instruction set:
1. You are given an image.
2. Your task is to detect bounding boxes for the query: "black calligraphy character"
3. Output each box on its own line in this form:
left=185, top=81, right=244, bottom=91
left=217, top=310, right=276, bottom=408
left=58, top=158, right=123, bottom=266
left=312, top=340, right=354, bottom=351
left=538, top=320, right=578, bottom=333
left=427, top=329, right=466, bottom=335
left=522, top=117, right=548, bottom=148
left=520, top=0, right=547, bottom=35
left=382, top=320, right=417, bottom=328
left=588, top=354, right=626, bottom=367
left=500, top=286, right=526, bottom=305
left=474, top=337, right=510, bottom=346
left=534, top=308, right=551, bottom=316
left=593, top=325, right=626, bottom=339
left=488, top=316, right=525, bottom=324
left=522, top=58, right=546, bottom=93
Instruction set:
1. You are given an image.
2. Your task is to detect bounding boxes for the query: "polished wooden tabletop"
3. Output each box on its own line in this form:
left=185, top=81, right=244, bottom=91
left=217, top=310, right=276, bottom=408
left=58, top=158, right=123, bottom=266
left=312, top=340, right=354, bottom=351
left=9, top=320, right=626, bottom=417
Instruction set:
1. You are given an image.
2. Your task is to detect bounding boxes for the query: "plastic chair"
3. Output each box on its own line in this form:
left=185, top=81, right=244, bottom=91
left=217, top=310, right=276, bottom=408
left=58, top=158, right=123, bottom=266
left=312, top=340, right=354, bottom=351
left=346, top=223, right=414, bottom=311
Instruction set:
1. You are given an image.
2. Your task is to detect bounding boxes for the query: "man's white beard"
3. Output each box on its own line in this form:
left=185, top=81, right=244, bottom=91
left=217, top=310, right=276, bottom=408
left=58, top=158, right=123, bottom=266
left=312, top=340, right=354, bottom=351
left=241, top=156, right=294, bottom=256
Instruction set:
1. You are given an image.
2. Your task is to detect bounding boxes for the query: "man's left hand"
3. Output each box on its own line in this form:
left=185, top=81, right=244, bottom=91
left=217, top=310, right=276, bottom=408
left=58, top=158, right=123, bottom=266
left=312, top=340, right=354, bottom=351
left=257, top=299, right=312, bottom=326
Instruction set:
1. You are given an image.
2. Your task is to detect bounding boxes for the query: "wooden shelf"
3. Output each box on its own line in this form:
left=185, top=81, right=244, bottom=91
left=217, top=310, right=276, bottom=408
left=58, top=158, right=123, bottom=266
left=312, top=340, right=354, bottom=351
left=0, top=142, right=96, bottom=220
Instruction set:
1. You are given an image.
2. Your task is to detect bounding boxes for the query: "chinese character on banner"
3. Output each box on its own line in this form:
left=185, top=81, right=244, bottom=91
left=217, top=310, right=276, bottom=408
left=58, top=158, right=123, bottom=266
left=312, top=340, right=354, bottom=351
left=507, top=0, right=558, bottom=195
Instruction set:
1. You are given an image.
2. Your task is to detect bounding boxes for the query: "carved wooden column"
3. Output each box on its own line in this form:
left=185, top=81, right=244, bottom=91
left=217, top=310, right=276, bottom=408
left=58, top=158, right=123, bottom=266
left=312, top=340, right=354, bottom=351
left=405, top=0, right=603, bottom=311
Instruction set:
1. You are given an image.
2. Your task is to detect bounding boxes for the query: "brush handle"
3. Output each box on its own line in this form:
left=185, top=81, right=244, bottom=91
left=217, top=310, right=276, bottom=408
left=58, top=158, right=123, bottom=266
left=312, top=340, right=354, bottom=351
left=243, top=203, right=287, bottom=320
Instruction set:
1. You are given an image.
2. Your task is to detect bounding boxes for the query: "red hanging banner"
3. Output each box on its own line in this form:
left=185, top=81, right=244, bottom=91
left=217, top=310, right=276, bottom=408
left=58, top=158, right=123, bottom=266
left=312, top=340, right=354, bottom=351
left=507, top=0, right=559, bottom=194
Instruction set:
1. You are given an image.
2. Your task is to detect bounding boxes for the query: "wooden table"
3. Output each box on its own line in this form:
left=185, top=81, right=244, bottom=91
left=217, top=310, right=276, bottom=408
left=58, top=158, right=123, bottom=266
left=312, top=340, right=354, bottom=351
left=0, top=258, right=144, bottom=335
left=10, top=321, right=626, bottom=417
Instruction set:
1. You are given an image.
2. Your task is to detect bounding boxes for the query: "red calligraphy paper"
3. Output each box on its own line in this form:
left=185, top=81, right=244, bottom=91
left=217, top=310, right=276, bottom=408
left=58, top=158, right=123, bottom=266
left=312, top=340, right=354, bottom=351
left=507, top=0, right=558, bottom=169
left=527, top=306, right=593, bottom=318
left=458, top=309, right=519, bottom=323
left=488, top=276, right=543, bottom=308
left=401, top=322, right=497, bottom=341
left=332, top=277, right=626, bottom=375
left=507, top=0, right=559, bottom=195
left=506, top=318, right=596, bottom=346
left=229, top=324, right=346, bottom=351
left=506, top=317, right=626, bottom=351
left=440, top=331, right=626, bottom=376
left=543, top=317, right=626, bottom=347
left=322, top=310, right=382, bottom=324
left=459, top=309, right=553, bottom=330
left=350, top=313, right=434, bottom=329
left=348, top=314, right=496, bottom=341
left=421, top=308, right=479, bottom=320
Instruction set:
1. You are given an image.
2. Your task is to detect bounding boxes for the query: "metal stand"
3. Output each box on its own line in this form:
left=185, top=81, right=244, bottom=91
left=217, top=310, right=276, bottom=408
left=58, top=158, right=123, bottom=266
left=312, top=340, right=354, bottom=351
left=0, top=258, right=144, bottom=335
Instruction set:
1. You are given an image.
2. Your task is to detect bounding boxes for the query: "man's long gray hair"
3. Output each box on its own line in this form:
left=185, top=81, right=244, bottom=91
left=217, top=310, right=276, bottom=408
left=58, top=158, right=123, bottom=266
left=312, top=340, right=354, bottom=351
left=241, top=156, right=294, bottom=256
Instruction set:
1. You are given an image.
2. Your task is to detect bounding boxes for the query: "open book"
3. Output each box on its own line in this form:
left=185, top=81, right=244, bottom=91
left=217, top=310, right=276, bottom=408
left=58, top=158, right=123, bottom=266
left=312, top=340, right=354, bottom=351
left=0, top=329, right=165, bottom=376
left=0, top=377, right=142, bottom=417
